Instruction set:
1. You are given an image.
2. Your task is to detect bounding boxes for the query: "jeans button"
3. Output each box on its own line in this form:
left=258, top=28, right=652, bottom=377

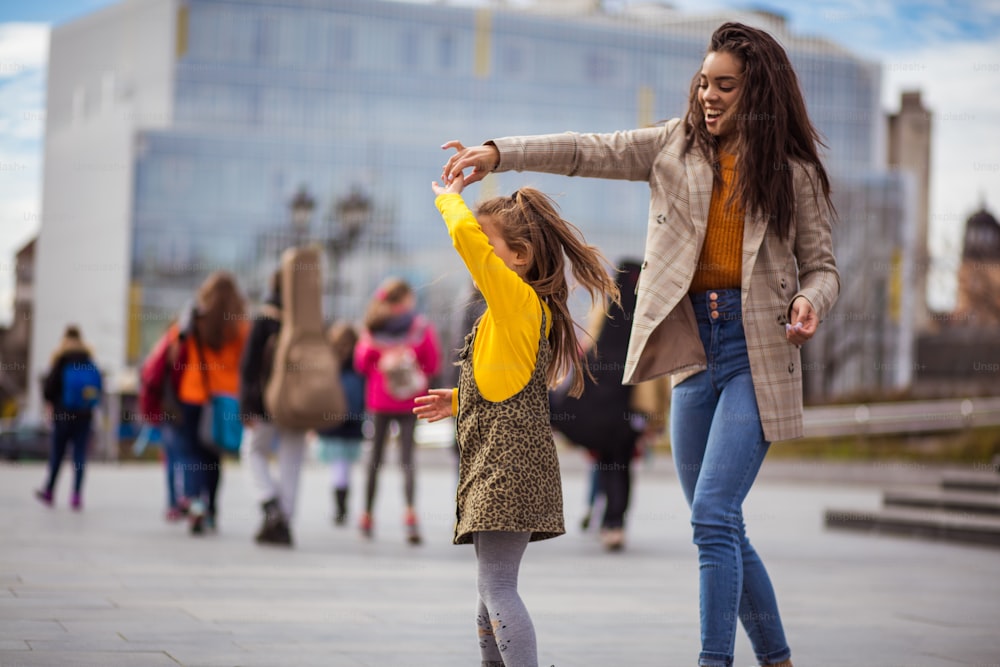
left=709, top=291, right=719, bottom=300
left=711, top=311, right=719, bottom=320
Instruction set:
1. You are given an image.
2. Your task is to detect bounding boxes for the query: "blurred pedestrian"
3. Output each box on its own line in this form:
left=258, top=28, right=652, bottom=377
left=441, top=21, right=839, bottom=667
left=552, top=259, right=670, bottom=551
left=238, top=269, right=310, bottom=547
left=138, top=310, right=191, bottom=521
left=176, top=271, right=249, bottom=535
left=36, top=325, right=102, bottom=510
left=316, top=321, right=366, bottom=526
left=415, top=177, right=619, bottom=667
left=354, top=277, right=441, bottom=543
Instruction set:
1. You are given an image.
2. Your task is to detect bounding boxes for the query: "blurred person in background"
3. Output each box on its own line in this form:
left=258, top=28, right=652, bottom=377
left=176, top=271, right=249, bottom=536
left=316, top=321, right=366, bottom=527
left=138, top=309, right=192, bottom=522
left=354, top=277, right=441, bottom=544
left=35, top=325, right=102, bottom=510
left=239, top=269, right=310, bottom=547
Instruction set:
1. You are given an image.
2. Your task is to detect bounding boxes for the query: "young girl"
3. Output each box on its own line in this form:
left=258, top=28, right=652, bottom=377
left=316, top=321, right=366, bottom=526
left=354, top=277, right=441, bottom=543
left=415, top=176, right=618, bottom=667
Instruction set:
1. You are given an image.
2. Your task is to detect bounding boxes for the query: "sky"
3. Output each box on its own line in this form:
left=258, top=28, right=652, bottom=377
left=1, top=0, right=998, bottom=325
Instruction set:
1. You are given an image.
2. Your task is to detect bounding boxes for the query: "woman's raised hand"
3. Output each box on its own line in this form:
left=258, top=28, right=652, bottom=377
left=441, top=141, right=500, bottom=186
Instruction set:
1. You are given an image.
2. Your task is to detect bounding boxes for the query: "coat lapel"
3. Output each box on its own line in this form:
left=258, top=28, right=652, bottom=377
left=741, top=209, right=768, bottom=306
left=685, top=150, right=714, bottom=250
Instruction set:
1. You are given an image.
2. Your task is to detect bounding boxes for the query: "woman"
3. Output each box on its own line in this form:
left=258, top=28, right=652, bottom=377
left=441, top=22, right=839, bottom=667
left=36, top=325, right=102, bottom=510
left=175, top=271, right=249, bottom=535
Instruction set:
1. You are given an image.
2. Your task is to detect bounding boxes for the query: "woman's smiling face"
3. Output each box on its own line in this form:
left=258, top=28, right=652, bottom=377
left=698, top=50, right=743, bottom=146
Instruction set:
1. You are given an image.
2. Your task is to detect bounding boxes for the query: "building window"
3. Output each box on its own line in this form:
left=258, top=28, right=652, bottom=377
left=500, top=44, right=524, bottom=76
left=400, top=30, right=420, bottom=70
left=438, top=32, right=454, bottom=70
left=329, top=24, right=353, bottom=65
left=586, top=50, right=616, bottom=82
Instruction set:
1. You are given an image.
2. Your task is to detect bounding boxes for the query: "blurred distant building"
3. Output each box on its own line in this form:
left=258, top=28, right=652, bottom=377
left=913, top=206, right=1000, bottom=397
left=0, top=238, right=35, bottom=416
left=29, top=0, right=904, bottom=421
left=887, top=91, right=932, bottom=331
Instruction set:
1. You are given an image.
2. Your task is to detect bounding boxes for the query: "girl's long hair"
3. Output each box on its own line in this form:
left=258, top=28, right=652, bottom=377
left=194, top=271, right=246, bottom=349
left=476, top=188, right=619, bottom=397
left=684, top=21, right=835, bottom=240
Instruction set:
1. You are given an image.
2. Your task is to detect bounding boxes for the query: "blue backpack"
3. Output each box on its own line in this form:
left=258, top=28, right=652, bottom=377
left=62, top=361, right=103, bottom=410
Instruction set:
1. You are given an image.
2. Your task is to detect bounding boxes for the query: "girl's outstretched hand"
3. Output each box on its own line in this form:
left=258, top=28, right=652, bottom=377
left=441, top=140, right=499, bottom=186
left=413, top=388, right=454, bottom=423
left=431, top=171, right=465, bottom=196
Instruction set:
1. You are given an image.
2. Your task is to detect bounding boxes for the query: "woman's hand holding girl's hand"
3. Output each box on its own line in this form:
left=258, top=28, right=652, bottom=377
left=413, top=388, right=454, bottom=422
left=440, top=141, right=499, bottom=186
left=431, top=171, right=465, bottom=196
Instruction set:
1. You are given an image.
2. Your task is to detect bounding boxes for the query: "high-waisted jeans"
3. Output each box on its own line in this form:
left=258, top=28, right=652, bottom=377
left=670, top=289, right=791, bottom=667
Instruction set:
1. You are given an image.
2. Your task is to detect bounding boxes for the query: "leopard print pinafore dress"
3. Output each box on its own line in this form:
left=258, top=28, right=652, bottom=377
left=453, top=310, right=565, bottom=545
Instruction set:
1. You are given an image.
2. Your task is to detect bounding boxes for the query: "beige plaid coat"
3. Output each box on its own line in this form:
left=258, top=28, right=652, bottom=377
left=492, top=118, right=839, bottom=442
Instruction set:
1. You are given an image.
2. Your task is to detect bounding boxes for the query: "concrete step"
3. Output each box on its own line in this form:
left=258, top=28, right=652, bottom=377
left=884, top=488, right=1000, bottom=516
left=940, top=470, right=1000, bottom=493
left=824, top=506, right=1000, bottom=548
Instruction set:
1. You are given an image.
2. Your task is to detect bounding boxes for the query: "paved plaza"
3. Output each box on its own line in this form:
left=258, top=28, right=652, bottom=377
left=1, top=447, right=998, bottom=667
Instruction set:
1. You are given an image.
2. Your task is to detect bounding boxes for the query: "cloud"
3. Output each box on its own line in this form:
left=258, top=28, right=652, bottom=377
left=0, top=23, right=48, bottom=79
left=0, top=23, right=48, bottom=326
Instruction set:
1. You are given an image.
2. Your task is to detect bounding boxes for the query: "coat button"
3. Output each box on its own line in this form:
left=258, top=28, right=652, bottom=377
left=788, top=363, right=795, bottom=373
left=656, top=213, right=666, bottom=224
left=780, top=279, right=787, bottom=289
left=776, top=314, right=784, bottom=324
left=641, top=260, right=648, bottom=270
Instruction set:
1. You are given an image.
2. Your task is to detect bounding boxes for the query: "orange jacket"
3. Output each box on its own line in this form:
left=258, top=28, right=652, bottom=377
left=177, top=321, right=249, bottom=404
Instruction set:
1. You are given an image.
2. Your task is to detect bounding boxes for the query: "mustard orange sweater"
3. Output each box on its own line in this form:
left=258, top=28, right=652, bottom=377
left=690, top=151, right=744, bottom=293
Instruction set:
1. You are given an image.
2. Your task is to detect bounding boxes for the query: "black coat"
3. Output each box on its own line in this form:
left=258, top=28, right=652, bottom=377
left=239, top=297, right=282, bottom=421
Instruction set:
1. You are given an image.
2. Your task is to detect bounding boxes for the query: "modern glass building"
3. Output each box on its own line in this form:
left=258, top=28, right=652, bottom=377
left=30, top=0, right=904, bottom=427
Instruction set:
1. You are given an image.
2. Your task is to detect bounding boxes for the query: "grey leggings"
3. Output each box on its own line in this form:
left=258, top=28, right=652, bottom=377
left=364, top=412, right=417, bottom=513
left=474, top=531, right=537, bottom=667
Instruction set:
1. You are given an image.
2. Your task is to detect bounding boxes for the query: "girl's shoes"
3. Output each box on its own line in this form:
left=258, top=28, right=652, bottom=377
left=188, top=501, right=206, bottom=535
left=600, top=528, right=625, bottom=551
left=70, top=493, right=82, bottom=511
left=34, top=489, right=53, bottom=507
left=359, top=512, right=373, bottom=539
left=404, top=509, right=422, bottom=545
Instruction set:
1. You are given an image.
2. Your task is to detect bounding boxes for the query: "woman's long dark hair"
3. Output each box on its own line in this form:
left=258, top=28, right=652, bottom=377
left=684, top=22, right=835, bottom=240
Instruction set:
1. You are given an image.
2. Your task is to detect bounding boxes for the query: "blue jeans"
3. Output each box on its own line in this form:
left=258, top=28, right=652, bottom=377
left=45, top=412, right=92, bottom=496
left=160, top=424, right=183, bottom=509
left=178, top=402, right=221, bottom=515
left=670, top=289, right=791, bottom=667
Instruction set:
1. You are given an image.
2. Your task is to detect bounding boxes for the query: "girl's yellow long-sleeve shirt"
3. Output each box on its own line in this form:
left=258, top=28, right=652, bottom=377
left=436, top=193, right=552, bottom=414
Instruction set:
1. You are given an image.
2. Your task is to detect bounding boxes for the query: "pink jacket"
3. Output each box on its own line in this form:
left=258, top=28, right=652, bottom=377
left=354, top=314, right=442, bottom=414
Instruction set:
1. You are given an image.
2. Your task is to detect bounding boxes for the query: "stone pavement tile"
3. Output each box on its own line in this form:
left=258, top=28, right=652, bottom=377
left=0, top=620, right=68, bottom=641
left=0, top=650, right=180, bottom=666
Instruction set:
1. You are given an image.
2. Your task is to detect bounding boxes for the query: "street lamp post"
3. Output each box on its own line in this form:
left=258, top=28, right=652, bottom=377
left=289, top=186, right=316, bottom=247
left=327, top=187, right=371, bottom=314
